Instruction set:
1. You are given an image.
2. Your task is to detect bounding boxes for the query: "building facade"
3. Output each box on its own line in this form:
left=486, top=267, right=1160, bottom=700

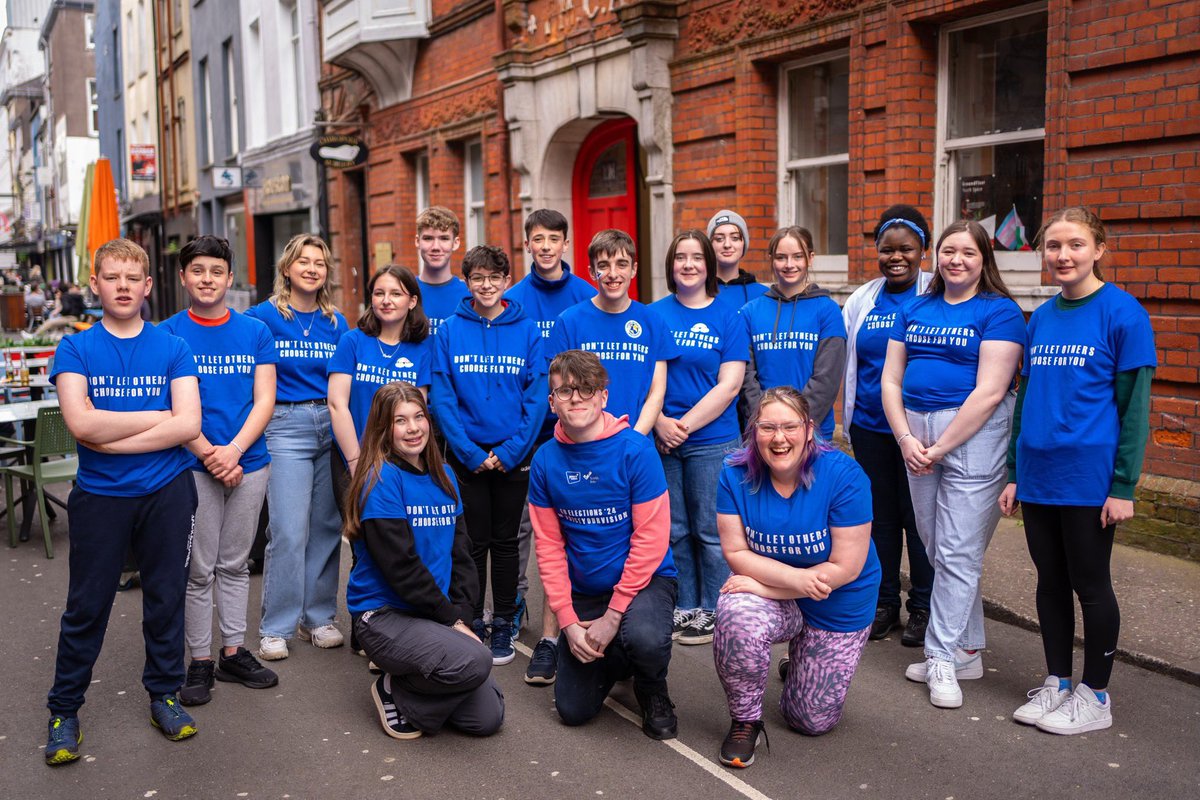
left=317, top=0, right=1200, bottom=506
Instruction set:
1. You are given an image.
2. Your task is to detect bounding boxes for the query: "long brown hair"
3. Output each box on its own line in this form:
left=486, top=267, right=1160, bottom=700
left=342, top=382, right=457, bottom=541
left=358, top=264, right=429, bottom=341
left=271, top=233, right=339, bottom=320
left=926, top=220, right=1013, bottom=300
left=1034, top=206, right=1109, bottom=280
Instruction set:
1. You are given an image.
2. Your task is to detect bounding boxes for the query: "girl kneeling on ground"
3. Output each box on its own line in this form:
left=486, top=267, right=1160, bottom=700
left=343, top=382, right=504, bottom=740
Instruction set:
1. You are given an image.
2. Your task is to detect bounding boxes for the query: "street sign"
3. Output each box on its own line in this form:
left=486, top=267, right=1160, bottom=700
left=212, top=166, right=243, bottom=190
left=310, top=135, right=368, bottom=169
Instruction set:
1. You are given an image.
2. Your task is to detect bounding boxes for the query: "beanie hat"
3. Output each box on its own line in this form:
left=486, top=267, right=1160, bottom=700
left=707, top=210, right=749, bottom=252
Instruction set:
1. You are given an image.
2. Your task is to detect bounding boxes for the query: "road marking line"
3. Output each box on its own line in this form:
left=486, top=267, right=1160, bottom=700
left=513, top=640, right=775, bottom=800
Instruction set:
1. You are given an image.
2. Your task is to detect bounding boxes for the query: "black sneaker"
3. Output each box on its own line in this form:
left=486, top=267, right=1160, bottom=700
left=179, top=660, right=216, bottom=706
left=524, top=638, right=558, bottom=685
left=370, top=674, right=422, bottom=740
left=901, top=609, right=929, bottom=648
left=678, top=609, right=716, bottom=645
left=719, top=719, right=767, bottom=768
left=869, top=605, right=901, bottom=640
left=672, top=608, right=698, bottom=640
left=635, top=687, right=678, bottom=740
left=216, top=647, right=279, bottom=689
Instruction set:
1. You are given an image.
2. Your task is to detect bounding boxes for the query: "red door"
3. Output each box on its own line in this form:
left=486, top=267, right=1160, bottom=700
left=572, top=118, right=639, bottom=299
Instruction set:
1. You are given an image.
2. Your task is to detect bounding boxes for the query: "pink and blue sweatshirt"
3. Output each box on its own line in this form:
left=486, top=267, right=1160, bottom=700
left=528, top=413, right=676, bottom=627
left=431, top=297, right=547, bottom=471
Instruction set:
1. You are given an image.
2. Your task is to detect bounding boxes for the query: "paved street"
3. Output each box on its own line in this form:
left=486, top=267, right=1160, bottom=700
left=3, top=518, right=1199, bottom=800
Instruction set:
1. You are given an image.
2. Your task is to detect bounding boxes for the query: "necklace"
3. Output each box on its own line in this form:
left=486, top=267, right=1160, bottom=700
left=294, top=308, right=319, bottom=337
left=377, top=337, right=400, bottom=360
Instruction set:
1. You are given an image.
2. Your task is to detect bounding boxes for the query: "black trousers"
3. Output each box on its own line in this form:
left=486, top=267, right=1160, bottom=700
left=1022, top=502, right=1120, bottom=689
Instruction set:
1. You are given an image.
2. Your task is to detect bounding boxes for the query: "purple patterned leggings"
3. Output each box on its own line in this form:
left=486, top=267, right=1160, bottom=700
left=714, top=591, right=870, bottom=735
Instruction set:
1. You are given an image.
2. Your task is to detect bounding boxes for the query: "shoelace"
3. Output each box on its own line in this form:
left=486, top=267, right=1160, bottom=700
left=930, top=659, right=956, bottom=684
left=1055, top=692, right=1083, bottom=722
left=727, top=721, right=769, bottom=751
left=532, top=640, right=556, bottom=663
left=225, top=650, right=259, bottom=671
left=1026, top=684, right=1060, bottom=709
left=186, top=661, right=212, bottom=681
left=647, top=693, right=675, bottom=718
left=158, top=696, right=187, bottom=719
left=690, top=609, right=716, bottom=629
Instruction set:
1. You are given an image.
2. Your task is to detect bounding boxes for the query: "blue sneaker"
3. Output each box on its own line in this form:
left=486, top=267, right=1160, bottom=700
left=513, top=593, right=528, bottom=633
left=472, top=617, right=489, bottom=642
left=524, top=638, right=558, bottom=685
left=44, top=715, right=81, bottom=766
left=490, top=617, right=515, bottom=665
left=150, top=694, right=198, bottom=741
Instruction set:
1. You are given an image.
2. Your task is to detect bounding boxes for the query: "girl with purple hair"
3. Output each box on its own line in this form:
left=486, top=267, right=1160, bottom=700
left=712, top=387, right=880, bottom=769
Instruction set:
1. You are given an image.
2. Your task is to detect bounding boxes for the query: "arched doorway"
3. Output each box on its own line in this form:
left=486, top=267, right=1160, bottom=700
left=571, top=118, right=639, bottom=299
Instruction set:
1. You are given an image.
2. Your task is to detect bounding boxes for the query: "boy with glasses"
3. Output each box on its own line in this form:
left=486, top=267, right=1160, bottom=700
left=431, top=245, right=546, bottom=666
left=529, top=350, right=678, bottom=739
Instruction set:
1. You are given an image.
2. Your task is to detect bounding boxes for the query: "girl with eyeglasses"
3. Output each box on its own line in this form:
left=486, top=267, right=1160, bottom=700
left=713, top=387, right=879, bottom=769
left=246, top=234, right=349, bottom=661
left=431, top=245, right=547, bottom=667
left=650, top=230, right=748, bottom=645
left=328, top=265, right=432, bottom=514
left=344, top=382, right=503, bottom=741
left=740, top=226, right=847, bottom=440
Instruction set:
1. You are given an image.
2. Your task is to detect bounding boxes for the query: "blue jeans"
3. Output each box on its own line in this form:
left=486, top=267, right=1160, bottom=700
left=905, top=395, right=1014, bottom=662
left=661, top=439, right=736, bottom=611
left=259, top=402, right=342, bottom=639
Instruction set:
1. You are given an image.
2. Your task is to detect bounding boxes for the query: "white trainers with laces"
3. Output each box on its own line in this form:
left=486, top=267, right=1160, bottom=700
left=298, top=624, right=345, bottom=649
left=258, top=636, right=289, bottom=661
left=1035, top=684, right=1112, bottom=735
left=905, top=648, right=983, bottom=682
left=925, top=657, right=962, bottom=708
left=1013, top=676, right=1071, bottom=725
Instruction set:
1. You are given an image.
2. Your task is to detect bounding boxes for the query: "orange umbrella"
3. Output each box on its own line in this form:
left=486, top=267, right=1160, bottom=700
left=85, top=158, right=120, bottom=277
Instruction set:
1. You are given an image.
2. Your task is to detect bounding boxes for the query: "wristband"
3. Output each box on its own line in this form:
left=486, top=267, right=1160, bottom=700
left=230, top=440, right=245, bottom=454
left=896, top=433, right=913, bottom=445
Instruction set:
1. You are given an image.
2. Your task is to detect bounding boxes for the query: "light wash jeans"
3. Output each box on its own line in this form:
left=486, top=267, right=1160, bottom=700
left=259, top=402, right=342, bottom=639
left=905, top=394, right=1014, bottom=662
left=661, top=438, right=737, bottom=611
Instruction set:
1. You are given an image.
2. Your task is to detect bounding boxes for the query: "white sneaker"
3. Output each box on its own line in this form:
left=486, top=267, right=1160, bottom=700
left=258, top=636, right=289, bottom=661
left=298, top=624, right=345, bottom=649
left=905, top=649, right=984, bottom=682
left=925, top=658, right=962, bottom=708
left=1013, top=676, right=1071, bottom=725
left=1035, top=684, right=1112, bottom=735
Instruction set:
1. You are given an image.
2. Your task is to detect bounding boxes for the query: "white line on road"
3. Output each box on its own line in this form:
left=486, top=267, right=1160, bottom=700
left=513, top=640, right=775, bottom=800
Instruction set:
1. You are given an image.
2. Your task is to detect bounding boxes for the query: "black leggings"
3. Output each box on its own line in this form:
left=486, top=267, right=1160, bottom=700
left=1021, top=502, right=1119, bottom=688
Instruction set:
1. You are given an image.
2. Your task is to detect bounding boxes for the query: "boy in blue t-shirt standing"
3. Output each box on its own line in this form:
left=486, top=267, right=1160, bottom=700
left=415, top=206, right=471, bottom=336
left=44, top=239, right=203, bottom=766
left=159, top=235, right=280, bottom=707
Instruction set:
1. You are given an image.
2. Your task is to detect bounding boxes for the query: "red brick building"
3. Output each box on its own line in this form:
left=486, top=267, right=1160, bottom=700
left=318, top=0, right=1200, bottom=511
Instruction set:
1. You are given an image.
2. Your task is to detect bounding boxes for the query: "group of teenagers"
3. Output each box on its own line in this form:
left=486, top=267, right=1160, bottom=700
left=40, top=201, right=1154, bottom=772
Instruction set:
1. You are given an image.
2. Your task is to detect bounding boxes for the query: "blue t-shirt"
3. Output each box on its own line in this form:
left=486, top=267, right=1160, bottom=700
left=328, top=329, right=432, bottom=445
left=346, top=461, right=462, bottom=616
left=890, top=293, right=1025, bottom=412
left=245, top=300, right=347, bottom=403
left=549, top=300, right=673, bottom=425
left=159, top=309, right=277, bottom=473
left=650, top=295, right=749, bottom=445
left=741, top=293, right=847, bottom=438
left=1017, top=284, right=1157, bottom=506
left=716, top=450, right=879, bottom=632
left=51, top=322, right=197, bottom=496
left=853, top=283, right=920, bottom=433
left=419, top=276, right=471, bottom=337
left=715, top=280, right=769, bottom=313
left=528, top=427, right=676, bottom=596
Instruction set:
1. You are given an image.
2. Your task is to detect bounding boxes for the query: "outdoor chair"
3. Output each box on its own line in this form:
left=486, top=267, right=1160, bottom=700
left=1, top=406, right=77, bottom=558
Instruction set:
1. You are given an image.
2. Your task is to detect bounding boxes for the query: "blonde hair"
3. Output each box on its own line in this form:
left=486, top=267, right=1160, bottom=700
left=93, top=238, right=149, bottom=276
left=271, top=233, right=339, bottom=321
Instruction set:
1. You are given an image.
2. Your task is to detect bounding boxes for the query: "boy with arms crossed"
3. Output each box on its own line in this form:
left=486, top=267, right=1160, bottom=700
left=160, top=235, right=280, bottom=706
left=44, top=239, right=202, bottom=765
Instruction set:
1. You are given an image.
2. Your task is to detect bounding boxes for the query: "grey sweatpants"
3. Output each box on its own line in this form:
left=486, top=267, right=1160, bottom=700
left=355, top=608, right=504, bottom=735
left=184, top=466, right=270, bottom=659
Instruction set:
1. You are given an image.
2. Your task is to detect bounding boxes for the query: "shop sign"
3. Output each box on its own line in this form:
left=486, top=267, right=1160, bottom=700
left=310, top=135, right=368, bottom=169
left=130, top=144, right=157, bottom=181
left=212, top=166, right=243, bottom=190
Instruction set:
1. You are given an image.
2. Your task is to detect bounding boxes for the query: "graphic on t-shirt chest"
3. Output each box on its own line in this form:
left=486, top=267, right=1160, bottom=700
left=406, top=502, right=457, bottom=529
left=356, top=355, right=420, bottom=386
left=89, top=373, right=168, bottom=398
left=581, top=321, right=650, bottom=363
left=193, top=353, right=256, bottom=375
left=672, top=322, right=719, bottom=351
left=276, top=338, right=337, bottom=360
left=1027, top=341, right=1098, bottom=369
left=452, top=354, right=524, bottom=375
left=556, top=470, right=629, bottom=526
left=744, top=523, right=830, bottom=559
left=751, top=330, right=818, bottom=352
left=904, top=323, right=978, bottom=349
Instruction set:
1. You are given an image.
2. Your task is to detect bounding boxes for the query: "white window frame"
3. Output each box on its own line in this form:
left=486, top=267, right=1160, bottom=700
left=84, top=14, right=95, bottom=49
left=245, top=18, right=263, bottom=148
left=778, top=49, right=850, bottom=280
left=934, top=2, right=1047, bottom=277
left=415, top=150, right=430, bottom=214
left=464, top=139, right=485, bottom=249
left=224, top=40, right=239, bottom=156
left=200, top=58, right=214, bottom=165
left=86, top=78, right=99, bottom=137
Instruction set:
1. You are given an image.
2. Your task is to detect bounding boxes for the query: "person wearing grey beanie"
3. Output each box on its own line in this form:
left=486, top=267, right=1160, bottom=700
left=708, top=210, right=768, bottom=312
